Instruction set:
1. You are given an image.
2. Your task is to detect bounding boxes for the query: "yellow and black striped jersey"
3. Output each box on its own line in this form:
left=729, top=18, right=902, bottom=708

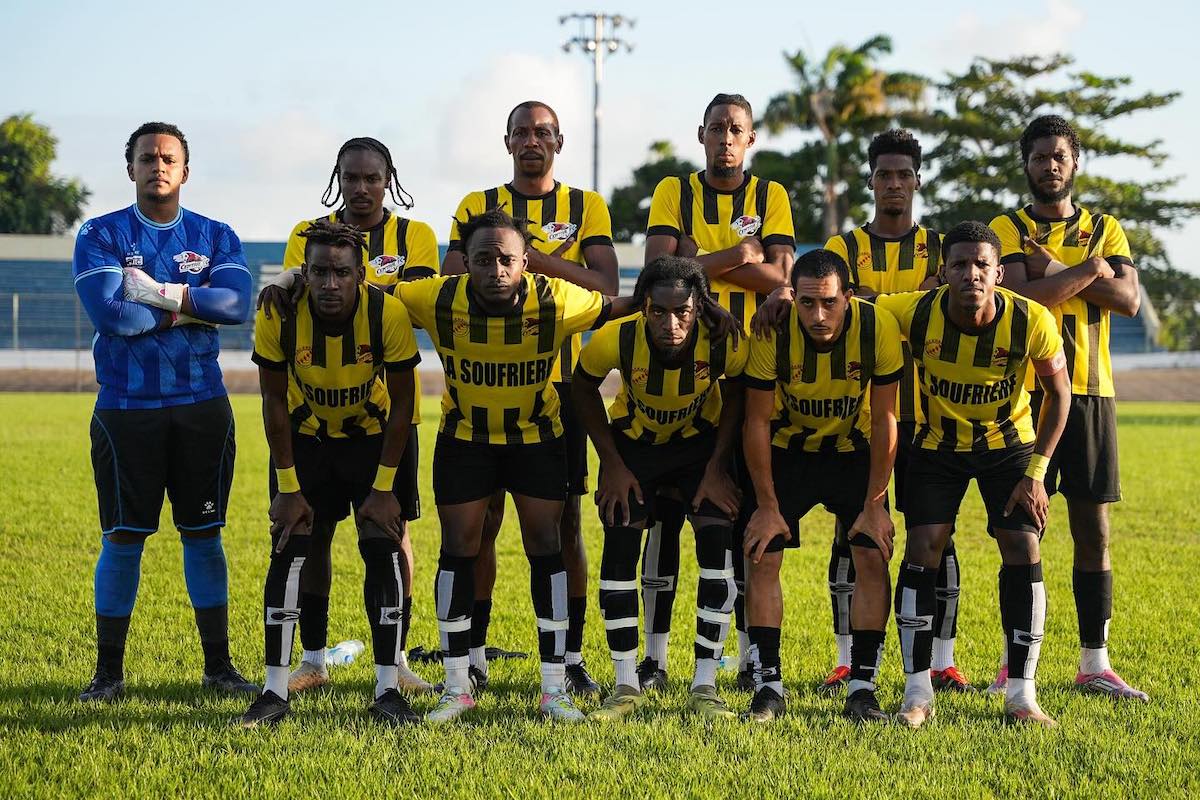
left=825, top=224, right=942, bottom=425
left=447, top=182, right=614, bottom=384
left=397, top=272, right=610, bottom=445
left=989, top=205, right=1132, bottom=397
left=647, top=172, right=795, bottom=332
left=282, top=209, right=439, bottom=425
left=744, top=297, right=904, bottom=453
left=877, top=287, right=1062, bottom=453
left=252, top=285, right=420, bottom=439
left=577, top=317, right=747, bottom=444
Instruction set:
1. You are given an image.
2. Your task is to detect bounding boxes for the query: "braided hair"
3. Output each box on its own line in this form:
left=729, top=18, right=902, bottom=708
left=632, top=255, right=713, bottom=310
left=298, top=218, right=367, bottom=262
left=321, top=137, right=414, bottom=210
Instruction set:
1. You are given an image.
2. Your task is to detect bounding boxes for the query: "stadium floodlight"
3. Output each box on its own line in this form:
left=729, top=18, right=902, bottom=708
left=560, top=12, right=634, bottom=192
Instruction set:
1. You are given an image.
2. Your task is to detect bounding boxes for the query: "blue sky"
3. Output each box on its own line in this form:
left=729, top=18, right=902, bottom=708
left=3, top=0, right=1196, bottom=269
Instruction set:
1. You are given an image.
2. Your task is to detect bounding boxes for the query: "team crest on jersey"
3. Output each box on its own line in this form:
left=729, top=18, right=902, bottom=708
left=452, top=317, right=469, bottom=337
left=925, top=339, right=942, bottom=357
left=1078, top=229, right=1092, bottom=244
left=992, top=346, right=1010, bottom=367
left=915, top=242, right=928, bottom=259
left=357, top=344, right=374, bottom=364
left=694, top=360, right=710, bottom=381
left=173, top=250, right=209, bottom=274
left=858, top=254, right=872, bottom=268
left=731, top=215, right=762, bottom=237
left=370, top=254, right=405, bottom=277
left=296, top=346, right=314, bottom=367
left=847, top=361, right=862, bottom=381
left=790, top=365, right=806, bottom=382
left=542, top=221, right=578, bottom=242
left=523, top=318, right=541, bottom=336
left=632, top=367, right=649, bottom=386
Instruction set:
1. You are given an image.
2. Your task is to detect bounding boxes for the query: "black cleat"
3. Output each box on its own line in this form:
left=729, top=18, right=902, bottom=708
left=79, top=670, right=125, bottom=703
left=637, top=657, right=669, bottom=692
left=368, top=688, right=421, bottom=726
left=565, top=661, right=601, bottom=696
left=469, top=665, right=489, bottom=694
left=742, top=687, right=786, bottom=723
left=843, top=688, right=889, bottom=723
left=736, top=666, right=756, bottom=692
left=203, top=662, right=260, bottom=694
left=239, top=690, right=289, bottom=728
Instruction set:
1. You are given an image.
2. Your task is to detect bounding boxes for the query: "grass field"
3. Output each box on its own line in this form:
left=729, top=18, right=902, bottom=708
left=1, top=394, right=1198, bottom=799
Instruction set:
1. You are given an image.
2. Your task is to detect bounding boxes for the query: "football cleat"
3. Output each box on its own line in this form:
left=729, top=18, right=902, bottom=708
left=79, top=670, right=125, bottom=703
left=986, top=664, right=1009, bottom=695
left=469, top=665, right=489, bottom=694
left=564, top=661, right=601, bottom=696
left=894, top=697, right=935, bottom=729
left=539, top=689, right=585, bottom=723
left=742, top=686, right=786, bottom=723
left=817, top=665, right=851, bottom=695
left=1003, top=699, right=1058, bottom=728
left=202, top=663, right=259, bottom=694
left=686, top=685, right=737, bottom=720
left=931, top=666, right=975, bottom=693
left=396, top=662, right=434, bottom=694
left=288, top=660, right=330, bottom=694
left=368, top=688, right=421, bottom=726
left=426, top=689, right=476, bottom=724
left=736, top=666, right=756, bottom=692
left=239, top=691, right=289, bottom=728
left=589, top=685, right=647, bottom=722
left=1075, top=669, right=1149, bottom=703
left=843, top=688, right=889, bottom=723
left=637, top=657, right=669, bottom=692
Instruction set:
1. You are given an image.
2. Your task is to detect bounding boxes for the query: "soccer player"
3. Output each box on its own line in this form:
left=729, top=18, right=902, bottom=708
left=259, top=137, right=437, bottom=694
left=399, top=208, right=647, bottom=723
left=440, top=101, right=618, bottom=695
left=241, top=220, right=422, bottom=727
left=989, top=115, right=1147, bottom=701
left=573, top=256, right=745, bottom=721
left=876, top=221, right=1070, bottom=728
left=73, top=122, right=256, bottom=701
left=640, top=92, right=795, bottom=691
left=816, top=130, right=969, bottom=693
left=740, top=249, right=904, bottom=723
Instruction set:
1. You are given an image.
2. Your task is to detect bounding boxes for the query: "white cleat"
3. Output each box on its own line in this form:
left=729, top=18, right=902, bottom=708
left=288, top=661, right=330, bottom=694
left=1004, top=698, right=1058, bottom=728
left=396, top=662, right=434, bottom=694
left=539, top=689, right=585, bottom=723
left=426, top=689, right=476, bottom=724
left=894, top=697, right=935, bottom=729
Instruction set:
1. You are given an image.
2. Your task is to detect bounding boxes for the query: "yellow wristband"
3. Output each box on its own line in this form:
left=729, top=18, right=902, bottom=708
left=276, top=466, right=301, bottom=494
left=1024, top=453, right=1050, bottom=481
left=372, top=464, right=398, bottom=493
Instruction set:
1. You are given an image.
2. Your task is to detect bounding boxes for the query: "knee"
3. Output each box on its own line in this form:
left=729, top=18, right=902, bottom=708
left=747, top=552, right=783, bottom=584
left=997, top=532, right=1040, bottom=565
left=903, top=530, right=945, bottom=567
left=523, top=526, right=561, bottom=558
left=850, top=547, right=887, bottom=582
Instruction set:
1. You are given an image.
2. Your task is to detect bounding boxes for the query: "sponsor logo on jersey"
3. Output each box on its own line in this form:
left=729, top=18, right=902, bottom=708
left=925, top=339, right=942, bottom=357
left=523, top=318, right=541, bottom=336
left=296, top=346, right=314, bottom=367
left=694, top=360, right=710, bottom=381
left=124, top=247, right=143, bottom=268
left=371, top=254, right=405, bottom=276
left=542, top=221, right=578, bottom=242
left=357, top=344, right=374, bottom=364
left=731, top=215, right=762, bottom=237
left=993, top=346, right=1010, bottom=367
left=173, top=250, right=209, bottom=274
left=848, top=360, right=862, bottom=381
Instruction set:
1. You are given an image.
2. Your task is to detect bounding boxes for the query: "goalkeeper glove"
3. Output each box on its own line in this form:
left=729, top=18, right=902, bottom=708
left=123, top=267, right=186, bottom=312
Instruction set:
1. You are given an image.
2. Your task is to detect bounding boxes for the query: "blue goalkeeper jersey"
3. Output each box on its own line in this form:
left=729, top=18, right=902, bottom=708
left=73, top=204, right=252, bottom=410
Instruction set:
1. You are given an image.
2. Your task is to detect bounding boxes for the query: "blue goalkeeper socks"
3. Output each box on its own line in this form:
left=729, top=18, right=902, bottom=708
left=94, top=536, right=144, bottom=618
left=181, top=533, right=229, bottom=610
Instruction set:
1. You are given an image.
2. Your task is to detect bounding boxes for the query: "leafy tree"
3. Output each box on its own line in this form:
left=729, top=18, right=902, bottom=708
left=909, top=55, right=1200, bottom=349
left=750, top=140, right=870, bottom=245
left=607, top=141, right=699, bottom=241
left=0, top=114, right=89, bottom=234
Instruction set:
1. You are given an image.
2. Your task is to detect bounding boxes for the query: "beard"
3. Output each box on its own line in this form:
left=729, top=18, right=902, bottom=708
left=1026, top=166, right=1074, bottom=204
left=710, top=163, right=739, bottom=179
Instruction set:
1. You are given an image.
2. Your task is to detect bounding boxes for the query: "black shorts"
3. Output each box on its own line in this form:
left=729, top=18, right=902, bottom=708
left=893, top=421, right=918, bottom=513
left=90, top=396, right=236, bottom=535
left=1031, top=392, right=1121, bottom=503
left=903, top=444, right=1040, bottom=535
left=601, top=430, right=723, bottom=528
left=740, top=447, right=878, bottom=553
left=555, top=382, right=589, bottom=496
left=432, top=434, right=567, bottom=505
left=269, top=432, right=418, bottom=524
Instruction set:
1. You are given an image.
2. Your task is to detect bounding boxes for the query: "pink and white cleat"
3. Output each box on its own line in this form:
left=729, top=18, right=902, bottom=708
left=1075, top=669, right=1149, bottom=702
left=986, top=664, right=1009, bottom=695
left=1003, top=698, right=1058, bottom=728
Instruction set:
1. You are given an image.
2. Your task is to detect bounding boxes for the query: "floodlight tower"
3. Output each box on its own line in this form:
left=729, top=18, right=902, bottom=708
left=560, top=12, right=634, bottom=192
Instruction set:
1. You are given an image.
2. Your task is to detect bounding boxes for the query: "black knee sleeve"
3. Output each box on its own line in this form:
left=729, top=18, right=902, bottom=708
left=601, top=526, right=642, bottom=660
left=1001, top=562, right=1046, bottom=681
left=263, top=535, right=311, bottom=667
left=360, top=538, right=403, bottom=667
left=894, top=560, right=936, bottom=674
left=694, top=525, right=735, bottom=661
left=933, top=541, right=961, bottom=640
left=530, top=552, right=568, bottom=664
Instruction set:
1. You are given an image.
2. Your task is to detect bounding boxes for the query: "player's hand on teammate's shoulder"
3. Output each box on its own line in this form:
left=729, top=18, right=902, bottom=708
left=595, top=461, right=643, bottom=528
left=1004, top=476, right=1050, bottom=531
left=750, top=285, right=793, bottom=339
left=692, top=462, right=741, bottom=520
left=849, top=502, right=895, bottom=561
left=742, top=505, right=790, bottom=564
left=357, top=490, right=404, bottom=543
left=257, top=270, right=306, bottom=320
left=269, top=491, right=313, bottom=552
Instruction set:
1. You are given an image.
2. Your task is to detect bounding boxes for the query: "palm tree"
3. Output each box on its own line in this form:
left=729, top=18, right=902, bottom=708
left=762, top=35, right=927, bottom=237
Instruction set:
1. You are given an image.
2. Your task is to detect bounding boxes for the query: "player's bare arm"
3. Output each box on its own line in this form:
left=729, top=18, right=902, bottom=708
left=1004, top=352, right=1070, bottom=529
left=259, top=366, right=313, bottom=552
left=1077, top=260, right=1141, bottom=317
left=741, top=385, right=789, bottom=563
left=691, top=379, right=744, bottom=519
left=849, top=380, right=898, bottom=560
left=355, top=368, right=415, bottom=542
left=572, top=366, right=642, bottom=527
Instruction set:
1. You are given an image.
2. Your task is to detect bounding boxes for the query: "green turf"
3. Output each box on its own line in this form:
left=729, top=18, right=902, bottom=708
left=1, top=394, right=1197, bottom=798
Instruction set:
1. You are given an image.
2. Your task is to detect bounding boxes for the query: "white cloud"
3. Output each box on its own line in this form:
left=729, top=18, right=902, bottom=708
left=939, top=0, right=1085, bottom=62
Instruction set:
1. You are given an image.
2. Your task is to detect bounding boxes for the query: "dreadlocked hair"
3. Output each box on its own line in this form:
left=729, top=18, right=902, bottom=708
left=299, top=218, right=367, bottom=262
left=321, top=137, right=414, bottom=210
left=631, top=255, right=713, bottom=310
left=456, top=206, right=533, bottom=250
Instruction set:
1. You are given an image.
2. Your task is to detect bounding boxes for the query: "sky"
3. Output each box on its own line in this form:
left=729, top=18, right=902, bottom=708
left=3, top=0, right=1197, bottom=269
